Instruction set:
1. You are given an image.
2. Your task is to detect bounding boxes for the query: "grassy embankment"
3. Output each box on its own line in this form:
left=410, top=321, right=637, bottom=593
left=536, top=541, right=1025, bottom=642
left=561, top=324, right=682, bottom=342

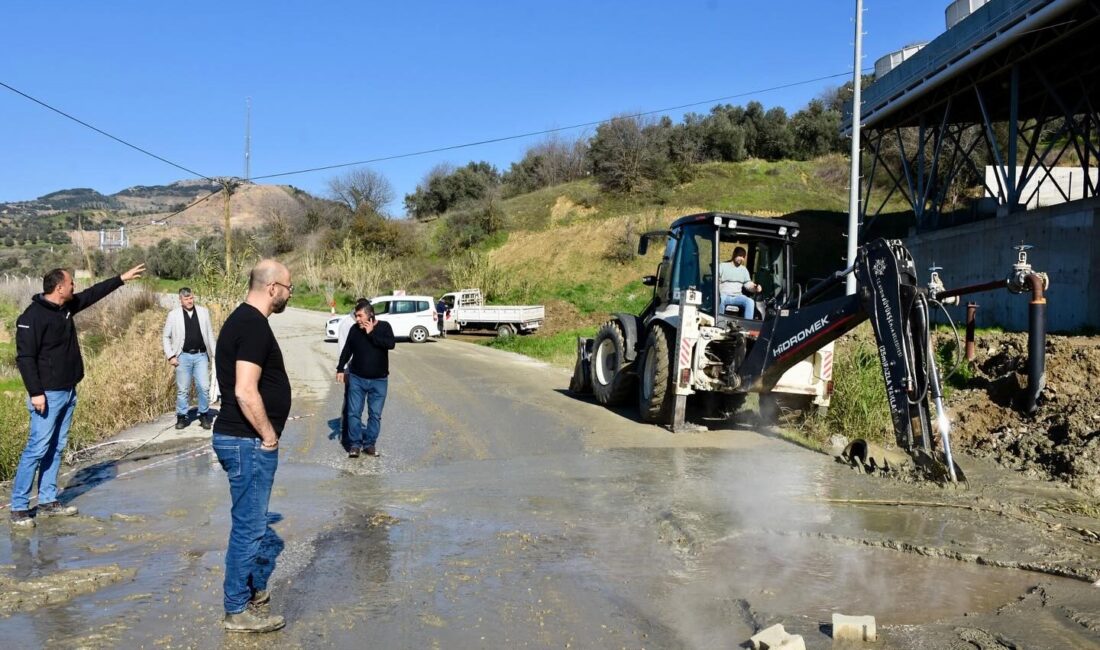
left=475, top=157, right=889, bottom=363
left=0, top=279, right=174, bottom=481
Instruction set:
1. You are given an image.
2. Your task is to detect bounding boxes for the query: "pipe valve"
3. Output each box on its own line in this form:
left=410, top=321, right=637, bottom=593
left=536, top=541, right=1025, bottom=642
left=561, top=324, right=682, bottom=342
left=927, top=266, right=958, bottom=304
left=1007, top=244, right=1047, bottom=294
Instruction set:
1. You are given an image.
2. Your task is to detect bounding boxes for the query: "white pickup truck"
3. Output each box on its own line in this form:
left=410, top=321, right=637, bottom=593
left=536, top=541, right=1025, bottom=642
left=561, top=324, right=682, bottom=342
left=440, top=288, right=544, bottom=337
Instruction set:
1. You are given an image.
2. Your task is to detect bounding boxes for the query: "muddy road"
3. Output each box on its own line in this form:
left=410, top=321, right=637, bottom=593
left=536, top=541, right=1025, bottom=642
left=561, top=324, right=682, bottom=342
left=2, top=307, right=1098, bottom=648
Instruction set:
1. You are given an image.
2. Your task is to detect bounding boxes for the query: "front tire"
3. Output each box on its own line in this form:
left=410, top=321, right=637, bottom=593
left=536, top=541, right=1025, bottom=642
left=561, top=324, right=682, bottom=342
left=592, top=320, right=635, bottom=405
left=639, top=325, right=675, bottom=423
left=410, top=326, right=429, bottom=343
left=496, top=323, right=515, bottom=338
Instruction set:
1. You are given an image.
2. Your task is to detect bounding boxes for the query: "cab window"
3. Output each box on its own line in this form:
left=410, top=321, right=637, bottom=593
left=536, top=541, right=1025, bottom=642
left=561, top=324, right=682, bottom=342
left=670, top=224, right=716, bottom=314
left=372, top=300, right=391, bottom=315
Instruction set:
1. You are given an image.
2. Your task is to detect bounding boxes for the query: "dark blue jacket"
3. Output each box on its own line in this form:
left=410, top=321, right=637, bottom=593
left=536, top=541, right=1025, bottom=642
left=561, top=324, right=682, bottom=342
left=15, top=276, right=124, bottom=396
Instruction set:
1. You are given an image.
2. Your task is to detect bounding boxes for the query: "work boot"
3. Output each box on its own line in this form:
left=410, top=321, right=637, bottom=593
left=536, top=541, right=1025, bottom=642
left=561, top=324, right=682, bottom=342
left=175, top=414, right=188, bottom=430
left=38, top=501, right=78, bottom=517
left=10, top=510, right=35, bottom=529
left=347, top=447, right=360, bottom=458
left=364, top=446, right=377, bottom=457
left=199, top=412, right=213, bottom=429
left=223, top=605, right=285, bottom=633
left=250, top=589, right=270, bottom=606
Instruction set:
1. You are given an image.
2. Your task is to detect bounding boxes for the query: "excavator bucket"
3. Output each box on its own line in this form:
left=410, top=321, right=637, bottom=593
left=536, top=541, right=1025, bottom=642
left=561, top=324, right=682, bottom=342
left=840, top=439, right=912, bottom=474
left=840, top=440, right=967, bottom=485
left=910, top=448, right=968, bottom=486
left=569, top=337, right=594, bottom=394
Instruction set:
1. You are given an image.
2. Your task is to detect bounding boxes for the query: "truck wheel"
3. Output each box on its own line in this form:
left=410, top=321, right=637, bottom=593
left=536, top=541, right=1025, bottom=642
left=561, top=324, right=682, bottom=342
left=496, top=323, right=515, bottom=338
left=639, top=325, right=675, bottom=423
left=409, top=326, right=430, bottom=343
left=592, top=320, right=635, bottom=405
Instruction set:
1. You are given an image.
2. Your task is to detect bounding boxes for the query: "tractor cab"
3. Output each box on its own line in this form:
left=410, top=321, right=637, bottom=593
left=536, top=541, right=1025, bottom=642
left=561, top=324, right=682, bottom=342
left=639, top=212, right=800, bottom=331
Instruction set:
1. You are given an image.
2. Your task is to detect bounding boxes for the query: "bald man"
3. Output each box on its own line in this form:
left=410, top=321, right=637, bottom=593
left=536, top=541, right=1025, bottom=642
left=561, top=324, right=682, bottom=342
left=211, top=259, right=292, bottom=633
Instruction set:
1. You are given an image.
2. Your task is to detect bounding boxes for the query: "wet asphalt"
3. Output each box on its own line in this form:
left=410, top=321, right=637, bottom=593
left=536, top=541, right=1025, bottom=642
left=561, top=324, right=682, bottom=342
left=1, top=309, right=1098, bottom=648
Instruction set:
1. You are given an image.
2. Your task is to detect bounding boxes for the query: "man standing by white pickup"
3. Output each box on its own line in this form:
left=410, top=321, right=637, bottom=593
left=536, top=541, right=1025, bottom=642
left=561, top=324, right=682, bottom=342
left=162, top=287, right=216, bottom=430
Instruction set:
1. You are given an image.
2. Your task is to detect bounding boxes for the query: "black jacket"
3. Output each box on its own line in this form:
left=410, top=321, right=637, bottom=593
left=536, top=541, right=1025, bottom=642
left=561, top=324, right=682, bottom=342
left=15, top=276, right=124, bottom=397
left=337, top=320, right=396, bottom=379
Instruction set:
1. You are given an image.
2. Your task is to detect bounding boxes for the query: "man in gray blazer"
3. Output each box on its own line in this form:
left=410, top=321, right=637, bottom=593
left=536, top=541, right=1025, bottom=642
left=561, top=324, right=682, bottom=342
left=162, top=287, right=216, bottom=429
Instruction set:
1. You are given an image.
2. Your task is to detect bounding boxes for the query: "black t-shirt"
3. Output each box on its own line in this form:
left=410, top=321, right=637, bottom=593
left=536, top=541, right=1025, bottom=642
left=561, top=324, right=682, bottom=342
left=214, top=303, right=292, bottom=438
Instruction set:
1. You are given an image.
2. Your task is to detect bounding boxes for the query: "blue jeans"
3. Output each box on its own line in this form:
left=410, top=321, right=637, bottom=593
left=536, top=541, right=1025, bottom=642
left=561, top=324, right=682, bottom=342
left=720, top=294, right=756, bottom=319
left=175, top=352, right=210, bottom=416
left=11, top=389, right=78, bottom=512
left=346, top=374, right=388, bottom=448
left=212, top=433, right=279, bottom=614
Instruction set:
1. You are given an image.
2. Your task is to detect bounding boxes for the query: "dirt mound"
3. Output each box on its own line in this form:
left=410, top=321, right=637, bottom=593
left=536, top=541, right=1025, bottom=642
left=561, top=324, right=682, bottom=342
left=949, top=333, right=1100, bottom=495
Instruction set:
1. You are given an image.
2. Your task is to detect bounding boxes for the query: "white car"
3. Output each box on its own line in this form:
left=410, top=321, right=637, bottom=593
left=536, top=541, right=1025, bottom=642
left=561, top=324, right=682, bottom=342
left=325, top=295, right=441, bottom=344
left=325, top=315, right=343, bottom=342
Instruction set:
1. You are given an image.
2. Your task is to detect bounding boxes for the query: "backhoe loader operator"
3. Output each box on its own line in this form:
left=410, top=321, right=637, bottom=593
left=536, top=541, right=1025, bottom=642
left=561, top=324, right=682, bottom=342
left=719, top=246, right=760, bottom=319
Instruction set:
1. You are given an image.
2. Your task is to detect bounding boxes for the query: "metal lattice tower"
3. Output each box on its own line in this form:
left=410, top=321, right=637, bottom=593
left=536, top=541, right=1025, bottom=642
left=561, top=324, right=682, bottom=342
left=846, top=0, right=1100, bottom=233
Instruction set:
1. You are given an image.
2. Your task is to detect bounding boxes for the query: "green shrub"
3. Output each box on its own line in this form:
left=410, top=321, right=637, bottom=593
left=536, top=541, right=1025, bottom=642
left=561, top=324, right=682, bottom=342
left=816, top=329, right=892, bottom=444
left=486, top=327, right=596, bottom=367
left=0, top=393, right=26, bottom=482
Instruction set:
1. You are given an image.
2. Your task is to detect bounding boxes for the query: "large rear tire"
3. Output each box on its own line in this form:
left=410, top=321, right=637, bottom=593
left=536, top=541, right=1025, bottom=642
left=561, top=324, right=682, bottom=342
left=638, top=325, right=675, bottom=424
left=591, top=320, right=635, bottom=405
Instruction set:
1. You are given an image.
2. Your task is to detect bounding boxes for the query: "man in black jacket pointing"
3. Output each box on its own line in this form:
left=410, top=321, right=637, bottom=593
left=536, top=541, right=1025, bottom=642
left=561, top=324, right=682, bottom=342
left=9, top=264, right=145, bottom=529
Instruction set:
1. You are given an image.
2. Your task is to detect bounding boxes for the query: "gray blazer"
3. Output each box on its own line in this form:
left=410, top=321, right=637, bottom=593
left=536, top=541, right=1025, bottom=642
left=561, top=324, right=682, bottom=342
left=162, top=305, right=216, bottom=360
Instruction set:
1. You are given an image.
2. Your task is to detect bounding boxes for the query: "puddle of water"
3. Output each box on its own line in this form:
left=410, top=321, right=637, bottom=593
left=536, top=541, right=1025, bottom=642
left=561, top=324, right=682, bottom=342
left=691, top=532, right=1043, bottom=625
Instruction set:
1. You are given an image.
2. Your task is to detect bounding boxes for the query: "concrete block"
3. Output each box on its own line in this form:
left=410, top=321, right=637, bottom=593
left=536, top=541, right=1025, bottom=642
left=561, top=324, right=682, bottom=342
left=750, top=624, right=805, bottom=650
left=832, top=613, right=877, bottom=642
left=750, top=624, right=787, bottom=649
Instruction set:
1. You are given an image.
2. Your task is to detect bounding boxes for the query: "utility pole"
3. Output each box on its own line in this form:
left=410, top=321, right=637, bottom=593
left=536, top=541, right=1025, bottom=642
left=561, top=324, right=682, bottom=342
left=221, top=178, right=240, bottom=272
left=846, top=0, right=864, bottom=296
left=244, top=97, right=252, bottom=182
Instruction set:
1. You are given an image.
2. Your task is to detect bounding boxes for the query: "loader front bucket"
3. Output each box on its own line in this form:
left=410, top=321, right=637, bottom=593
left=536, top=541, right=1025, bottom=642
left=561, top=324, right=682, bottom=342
left=569, top=337, right=595, bottom=394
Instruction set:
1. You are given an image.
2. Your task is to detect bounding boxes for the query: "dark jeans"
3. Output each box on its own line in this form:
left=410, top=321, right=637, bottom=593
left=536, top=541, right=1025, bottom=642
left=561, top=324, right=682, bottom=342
left=212, top=433, right=279, bottom=614
left=346, top=373, right=388, bottom=448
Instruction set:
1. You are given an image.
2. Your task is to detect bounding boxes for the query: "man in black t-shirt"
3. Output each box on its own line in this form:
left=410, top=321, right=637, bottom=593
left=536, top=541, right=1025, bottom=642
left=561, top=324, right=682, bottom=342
left=211, top=259, right=292, bottom=634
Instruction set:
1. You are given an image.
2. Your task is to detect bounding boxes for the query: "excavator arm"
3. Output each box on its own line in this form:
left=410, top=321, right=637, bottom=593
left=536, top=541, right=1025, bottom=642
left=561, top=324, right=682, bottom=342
left=741, top=238, right=962, bottom=481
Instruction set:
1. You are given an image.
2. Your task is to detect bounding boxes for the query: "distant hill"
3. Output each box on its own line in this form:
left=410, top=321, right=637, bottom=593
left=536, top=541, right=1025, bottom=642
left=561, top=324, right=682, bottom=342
left=1, top=180, right=315, bottom=247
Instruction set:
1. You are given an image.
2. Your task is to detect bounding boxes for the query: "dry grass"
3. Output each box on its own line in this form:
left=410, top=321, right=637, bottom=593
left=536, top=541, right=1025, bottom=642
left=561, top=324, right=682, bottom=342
left=68, top=308, right=175, bottom=449
left=488, top=211, right=666, bottom=289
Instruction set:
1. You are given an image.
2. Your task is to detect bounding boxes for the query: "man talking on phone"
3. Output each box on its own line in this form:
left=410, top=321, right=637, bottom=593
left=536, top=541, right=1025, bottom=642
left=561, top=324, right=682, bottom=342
left=336, top=301, right=395, bottom=458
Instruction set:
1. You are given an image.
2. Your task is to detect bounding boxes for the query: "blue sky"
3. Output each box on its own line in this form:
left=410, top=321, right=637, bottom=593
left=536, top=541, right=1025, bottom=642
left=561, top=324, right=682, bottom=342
left=0, top=1, right=943, bottom=214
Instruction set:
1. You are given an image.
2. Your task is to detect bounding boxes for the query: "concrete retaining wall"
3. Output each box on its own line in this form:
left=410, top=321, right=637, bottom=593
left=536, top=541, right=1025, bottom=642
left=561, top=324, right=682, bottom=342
left=904, top=198, right=1099, bottom=332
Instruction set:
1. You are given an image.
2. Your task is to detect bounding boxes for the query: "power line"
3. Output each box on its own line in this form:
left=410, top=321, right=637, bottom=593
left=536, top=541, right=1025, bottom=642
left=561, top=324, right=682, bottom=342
left=0, top=79, right=215, bottom=182
left=7, top=68, right=871, bottom=238
left=127, top=187, right=223, bottom=233
left=251, top=69, right=866, bottom=181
